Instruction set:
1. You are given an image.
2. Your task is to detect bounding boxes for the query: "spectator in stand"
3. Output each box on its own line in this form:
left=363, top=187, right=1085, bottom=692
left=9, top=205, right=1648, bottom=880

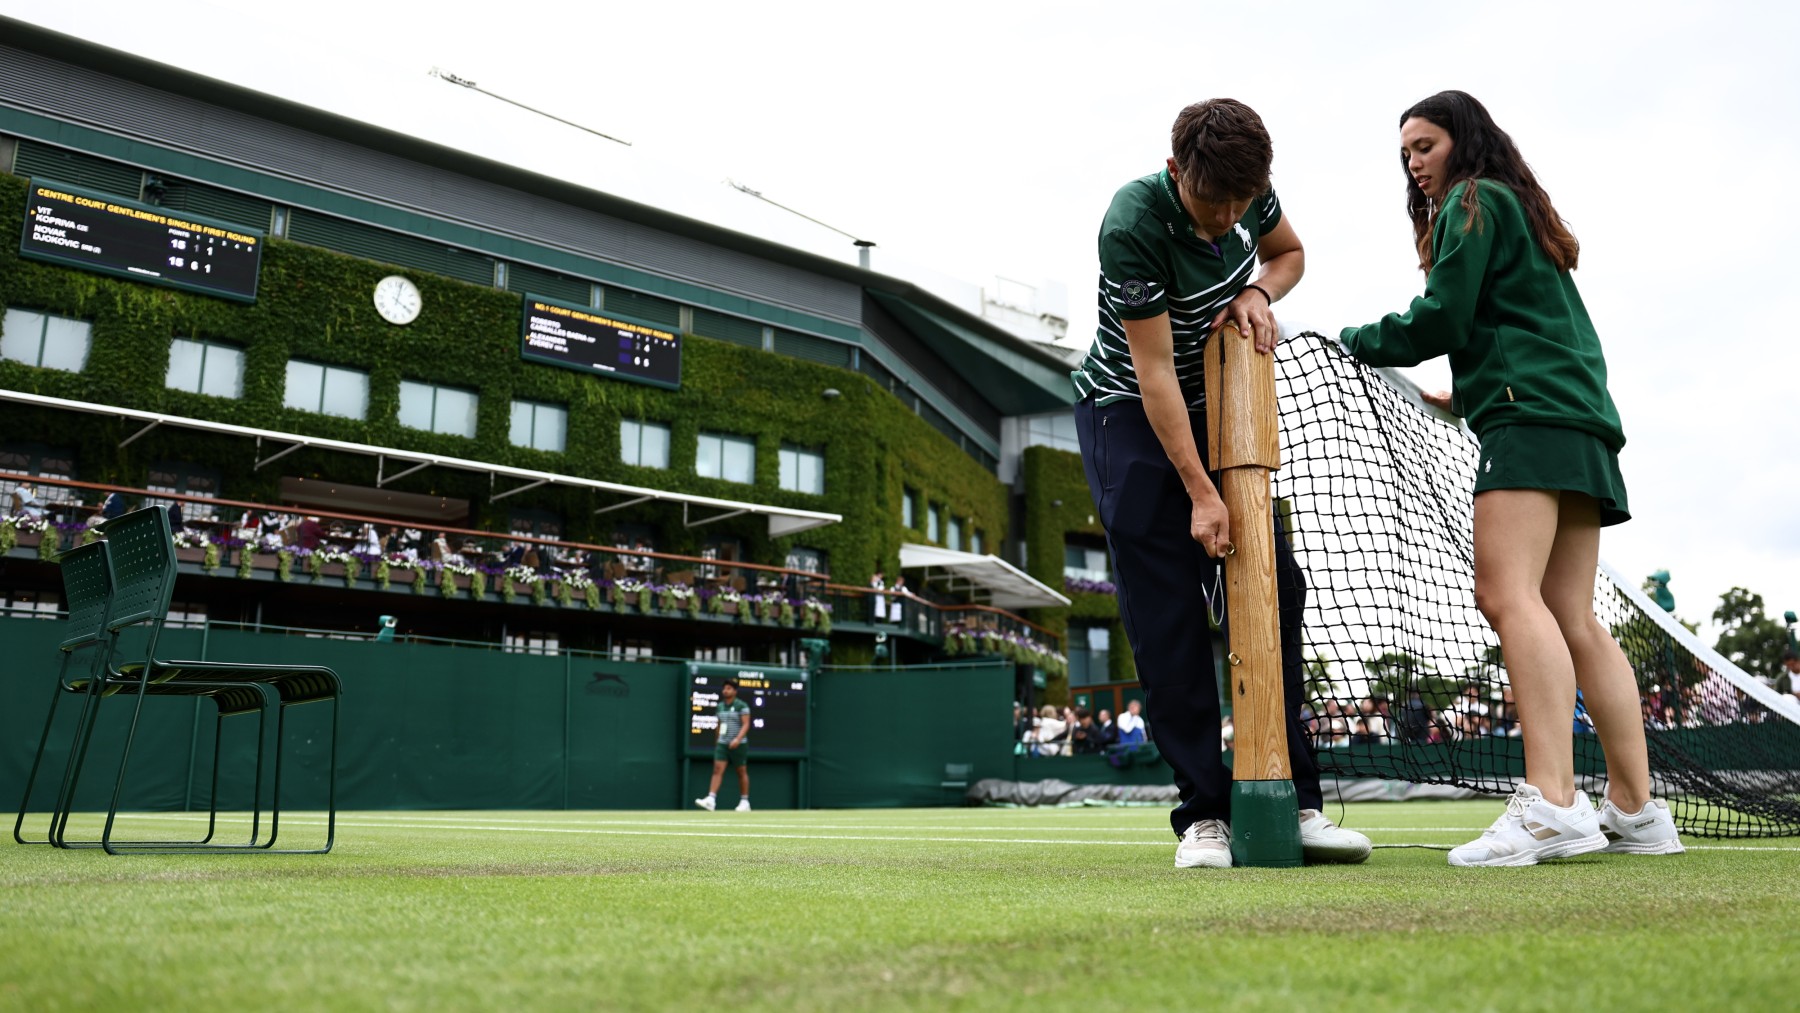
left=1116, top=699, right=1148, bottom=745
left=1032, top=704, right=1069, bottom=757
left=1013, top=702, right=1033, bottom=744
left=91, top=490, right=128, bottom=528
left=295, top=516, right=323, bottom=552
left=1399, top=689, right=1431, bottom=744
left=869, top=569, right=888, bottom=622
left=166, top=500, right=184, bottom=533
left=1071, top=708, right=1107, bottom=754
left=1220, top=714, right=1235, bottom=752
left=1781, top=650, right=1800, bottom=697
left=358, top=523, right=382, bottom=556
left=888, top=575, right=912, bottom=623
left=1095, top=708, right=1119, bottom=750
left=11, top=483, right=46, bottom=520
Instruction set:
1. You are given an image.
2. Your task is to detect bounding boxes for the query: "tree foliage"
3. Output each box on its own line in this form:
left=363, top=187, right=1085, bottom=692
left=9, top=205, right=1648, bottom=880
left=1712, top=587, right=1789, bottom=682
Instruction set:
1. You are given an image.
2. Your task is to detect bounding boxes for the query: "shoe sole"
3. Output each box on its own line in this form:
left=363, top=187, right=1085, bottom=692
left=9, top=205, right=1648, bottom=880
left=1303, top=841, right=1372, bottom=864
left=1448, top=831, right=1608, bottom=868
left=1175, top=850, right=1232, bottom=869
left=1601, top=839, right=1685, bottom=855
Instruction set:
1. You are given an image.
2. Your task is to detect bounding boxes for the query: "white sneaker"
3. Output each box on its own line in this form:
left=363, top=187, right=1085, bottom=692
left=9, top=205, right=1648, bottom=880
left=735, top=800, right=752, bottom=812
left=1597, top=797, right=1685, bottom=855
left=1447, top=784, right=1608, bottom=868
left=1299, top=809, right=1372, bottom=864
left=693, top=796, right=716, bottom=811
left=1175, top=819, right=1232, bottom=869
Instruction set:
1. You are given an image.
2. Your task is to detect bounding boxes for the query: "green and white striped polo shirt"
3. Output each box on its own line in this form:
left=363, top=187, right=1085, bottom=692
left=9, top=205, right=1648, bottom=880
left=1071, top=168, right=1282, bottom=408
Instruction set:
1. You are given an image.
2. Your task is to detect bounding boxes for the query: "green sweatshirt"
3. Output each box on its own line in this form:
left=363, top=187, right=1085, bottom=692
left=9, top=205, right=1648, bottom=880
left=1339, top=179, right=1624, bottom=451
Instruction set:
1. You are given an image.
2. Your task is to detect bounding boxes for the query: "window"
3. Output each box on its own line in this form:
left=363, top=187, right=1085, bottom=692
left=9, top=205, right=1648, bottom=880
left=927, top=504, right=941, bottom=543
left=509, top=400, right=567, bottom=453
left=1, top=308, right=91, bottom=372
left=971, top=529, right=985, bottom=556
left=145, top=463, right=223, bottom=519
left=694, top=645, right=743, bottom=663
left=284, top=360, right=369, bottom=419
left=1023, top=410, right=1080, bottom=454
left=620, top=419, right=671, bottom=469
left=778, top=444, right=825, bottom=494
left=165, top=338, right=244, bottom=398
left=1064, top=542, right=1111, bottom=583
left=1, top=589, right=61, bottom=619
left=783, top=546, right=827, bottom=575
left=902, top=487, right=918, bottom=529
left=947, top=516, right=963, bottom=552
left=164, top=602, right=209, bottom=630
left=504, top=631, right=561, bottom=655
left=696, top=431, right=755, bottom=484
left=0, top=444, right=79, bottom=510
left=1069, top=625, right=1112, bottom=686
left=609, top=639, right=653, bottom=661
left=399, top=380, right=478, bottom=438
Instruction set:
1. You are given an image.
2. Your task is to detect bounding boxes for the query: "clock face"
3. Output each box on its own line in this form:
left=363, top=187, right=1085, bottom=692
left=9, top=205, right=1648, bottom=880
left=373, top=275, right=422, bottom=325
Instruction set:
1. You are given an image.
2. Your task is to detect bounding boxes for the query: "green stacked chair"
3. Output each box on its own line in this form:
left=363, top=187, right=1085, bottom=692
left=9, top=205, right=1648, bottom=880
left=13, top=538, right=276, bottom=850
left=95, top=506, right=340, bottom=854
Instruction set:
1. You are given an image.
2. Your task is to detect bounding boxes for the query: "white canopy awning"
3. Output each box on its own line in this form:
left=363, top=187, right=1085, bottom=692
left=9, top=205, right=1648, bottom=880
left=898, top=543, right=1071, bottom=610
left=1, top=389, right=840, bottom=537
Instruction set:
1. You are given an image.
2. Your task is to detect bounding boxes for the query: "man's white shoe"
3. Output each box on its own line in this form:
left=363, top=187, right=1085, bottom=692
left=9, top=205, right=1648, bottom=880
left=1447, top=784, right=1607, bottom=868
left=1175, top=818, right=1232, bottom=868
left=735, top=800, right=752, bottom=812
left=1597, top=796, right=1685, bottom=854
left=1299, top=809, right=1372, bottom=864
left=693, top=796, right=716, bottom=811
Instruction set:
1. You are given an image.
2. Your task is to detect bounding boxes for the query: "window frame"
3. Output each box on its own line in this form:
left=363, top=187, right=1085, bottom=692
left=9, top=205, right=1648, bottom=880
left=398, top=378, right=479, bottom=438
left=165, top=336, right=245, bottom=399
left=777, top=443, right=825, bottom=495
left=696, top=430, right=756, bottom=484
left=283, top=359, right=370, bottom=420
left=1, top=308, right=92, bottom=372
left=620, top=418, right=672, bottom=469
left=509, top=398, right=569, bottom=453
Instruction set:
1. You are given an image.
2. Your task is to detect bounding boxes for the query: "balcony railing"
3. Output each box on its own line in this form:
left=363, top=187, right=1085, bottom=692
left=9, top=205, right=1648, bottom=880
left=1, top=471, right=1062, bottom=658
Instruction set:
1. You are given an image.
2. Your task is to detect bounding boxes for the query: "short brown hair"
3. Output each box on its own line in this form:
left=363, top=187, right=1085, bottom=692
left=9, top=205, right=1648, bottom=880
left=1171, top=99, right=1272, bottom=201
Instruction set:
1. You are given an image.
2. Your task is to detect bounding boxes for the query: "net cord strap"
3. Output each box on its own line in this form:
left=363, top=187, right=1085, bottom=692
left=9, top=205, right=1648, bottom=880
left=1596, top=558, right=1800, bottom=722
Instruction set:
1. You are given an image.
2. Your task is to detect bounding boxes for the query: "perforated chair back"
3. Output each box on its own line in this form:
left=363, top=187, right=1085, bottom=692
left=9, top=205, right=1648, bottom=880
left=57, top=539, right=115, bottom=652
left=104, top=507, right=178, bottom=632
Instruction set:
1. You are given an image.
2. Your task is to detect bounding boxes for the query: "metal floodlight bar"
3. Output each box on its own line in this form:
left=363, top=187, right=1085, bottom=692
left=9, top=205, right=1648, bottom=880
left=376, top=456, right=434, bottom=487
left=593, top=494, right=654, bottom=516
left=684, top=504, right=748, bottom=529
left=490, top=478, right=549, bottom=502
left=254, top=438, right=305, bottom=470
left=118, top=419, right=160, bottom=448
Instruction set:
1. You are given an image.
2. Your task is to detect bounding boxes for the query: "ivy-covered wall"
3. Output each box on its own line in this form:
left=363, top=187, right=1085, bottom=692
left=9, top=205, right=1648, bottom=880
left=0, top=173, right=1007, bottom=590
left=1021, top=444, right=1131, bottom=704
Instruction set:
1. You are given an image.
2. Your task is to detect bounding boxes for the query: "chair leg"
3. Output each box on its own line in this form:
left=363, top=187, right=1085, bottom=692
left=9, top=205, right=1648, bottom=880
left=100, top=683, right=276, bottom=852
left=49, top=668, right=121, bottom=848
left=13, top=662, right=89, bottom=845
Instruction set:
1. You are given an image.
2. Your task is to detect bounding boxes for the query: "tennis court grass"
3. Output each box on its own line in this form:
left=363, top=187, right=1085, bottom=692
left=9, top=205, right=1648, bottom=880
left=4, top=802, right=1795, bottom=1010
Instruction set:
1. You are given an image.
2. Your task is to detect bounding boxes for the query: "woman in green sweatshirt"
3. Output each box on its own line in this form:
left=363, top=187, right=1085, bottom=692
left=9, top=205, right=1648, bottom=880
left=1341, top=90, right=1683, bottom=867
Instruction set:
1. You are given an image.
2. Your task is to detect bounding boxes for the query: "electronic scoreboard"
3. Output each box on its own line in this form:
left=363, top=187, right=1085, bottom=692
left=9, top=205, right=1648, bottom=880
left=684, top=663, right=809, bottom=758
left=521, top=293, right=681, bottom=390
left=19, top=179, right=263, bottom=303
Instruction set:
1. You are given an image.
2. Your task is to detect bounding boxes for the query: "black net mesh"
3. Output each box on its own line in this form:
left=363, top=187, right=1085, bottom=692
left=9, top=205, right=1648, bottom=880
left=1272, top=333, right=1800, bottom=838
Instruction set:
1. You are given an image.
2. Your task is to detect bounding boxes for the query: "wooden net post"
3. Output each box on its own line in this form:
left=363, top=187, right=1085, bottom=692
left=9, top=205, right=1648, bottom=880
left=1204, top=324, right=1302, bottom=867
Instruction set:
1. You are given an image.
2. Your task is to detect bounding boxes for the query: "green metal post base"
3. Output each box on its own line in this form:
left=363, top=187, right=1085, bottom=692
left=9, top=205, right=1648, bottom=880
left=1230, top=779, right=1302, bottom=868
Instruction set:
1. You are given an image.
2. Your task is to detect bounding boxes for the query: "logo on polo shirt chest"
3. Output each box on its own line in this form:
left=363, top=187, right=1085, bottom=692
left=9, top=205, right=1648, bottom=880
left=1120, top=279, right=1151, bottom=307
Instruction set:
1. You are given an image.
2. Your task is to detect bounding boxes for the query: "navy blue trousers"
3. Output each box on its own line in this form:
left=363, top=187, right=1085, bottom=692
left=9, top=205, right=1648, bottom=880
left=1075, top=395, right=1324, bottom=835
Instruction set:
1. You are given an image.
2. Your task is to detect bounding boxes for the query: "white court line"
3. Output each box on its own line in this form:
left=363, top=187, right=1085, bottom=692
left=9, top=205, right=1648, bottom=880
left=322, top=812, right=1505, bottom=833
left=144, top=815, right=1800, bottom=851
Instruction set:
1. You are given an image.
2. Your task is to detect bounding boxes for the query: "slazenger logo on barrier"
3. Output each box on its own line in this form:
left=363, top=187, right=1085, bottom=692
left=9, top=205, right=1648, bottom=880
left=587, top=672, right=630, bottom=697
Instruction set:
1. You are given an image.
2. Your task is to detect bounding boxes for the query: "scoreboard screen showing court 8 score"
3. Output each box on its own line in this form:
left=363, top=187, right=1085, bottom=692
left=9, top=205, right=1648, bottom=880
left=685, top=663, right=809, bottom=757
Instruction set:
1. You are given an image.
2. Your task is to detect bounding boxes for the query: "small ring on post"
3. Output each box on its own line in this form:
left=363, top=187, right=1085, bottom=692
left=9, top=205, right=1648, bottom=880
left=1227, top=652, right=1242, bottom=667
left=1223, top=542, right=1236, bottom=557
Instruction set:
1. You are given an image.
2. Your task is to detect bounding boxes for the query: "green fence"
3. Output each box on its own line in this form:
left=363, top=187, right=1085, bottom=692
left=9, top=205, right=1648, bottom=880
left=2, top=620, right=1017, bottom=812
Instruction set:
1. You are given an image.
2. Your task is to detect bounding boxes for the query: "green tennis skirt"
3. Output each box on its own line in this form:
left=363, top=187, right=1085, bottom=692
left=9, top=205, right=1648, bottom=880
left=1471, top=425, right=1630, bottom=527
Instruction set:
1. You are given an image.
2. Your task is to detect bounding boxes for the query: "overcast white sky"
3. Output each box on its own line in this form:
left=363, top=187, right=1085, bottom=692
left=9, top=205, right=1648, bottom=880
left=11, top=0, right=1796, bottom=638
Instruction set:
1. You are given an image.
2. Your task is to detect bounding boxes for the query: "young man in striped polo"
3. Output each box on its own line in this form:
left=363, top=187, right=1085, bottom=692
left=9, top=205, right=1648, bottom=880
left=1071, top=98, right=1370, bottom=868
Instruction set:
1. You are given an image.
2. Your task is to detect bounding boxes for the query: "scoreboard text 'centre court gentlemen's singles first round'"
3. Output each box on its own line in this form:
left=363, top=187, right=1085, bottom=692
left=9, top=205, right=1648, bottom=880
left=19, top=180, right=263, bottom=303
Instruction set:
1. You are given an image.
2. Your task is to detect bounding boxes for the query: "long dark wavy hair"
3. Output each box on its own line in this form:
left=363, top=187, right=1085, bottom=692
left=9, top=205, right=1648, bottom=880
left=1401, top=90, right=1579, bottom=274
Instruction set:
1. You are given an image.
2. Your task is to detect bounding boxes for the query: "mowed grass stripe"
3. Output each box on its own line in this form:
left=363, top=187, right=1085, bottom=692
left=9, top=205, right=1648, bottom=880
left=69, top=811, right=1800, bottom=852
left=7, top=803, right=1798, bottom=1010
